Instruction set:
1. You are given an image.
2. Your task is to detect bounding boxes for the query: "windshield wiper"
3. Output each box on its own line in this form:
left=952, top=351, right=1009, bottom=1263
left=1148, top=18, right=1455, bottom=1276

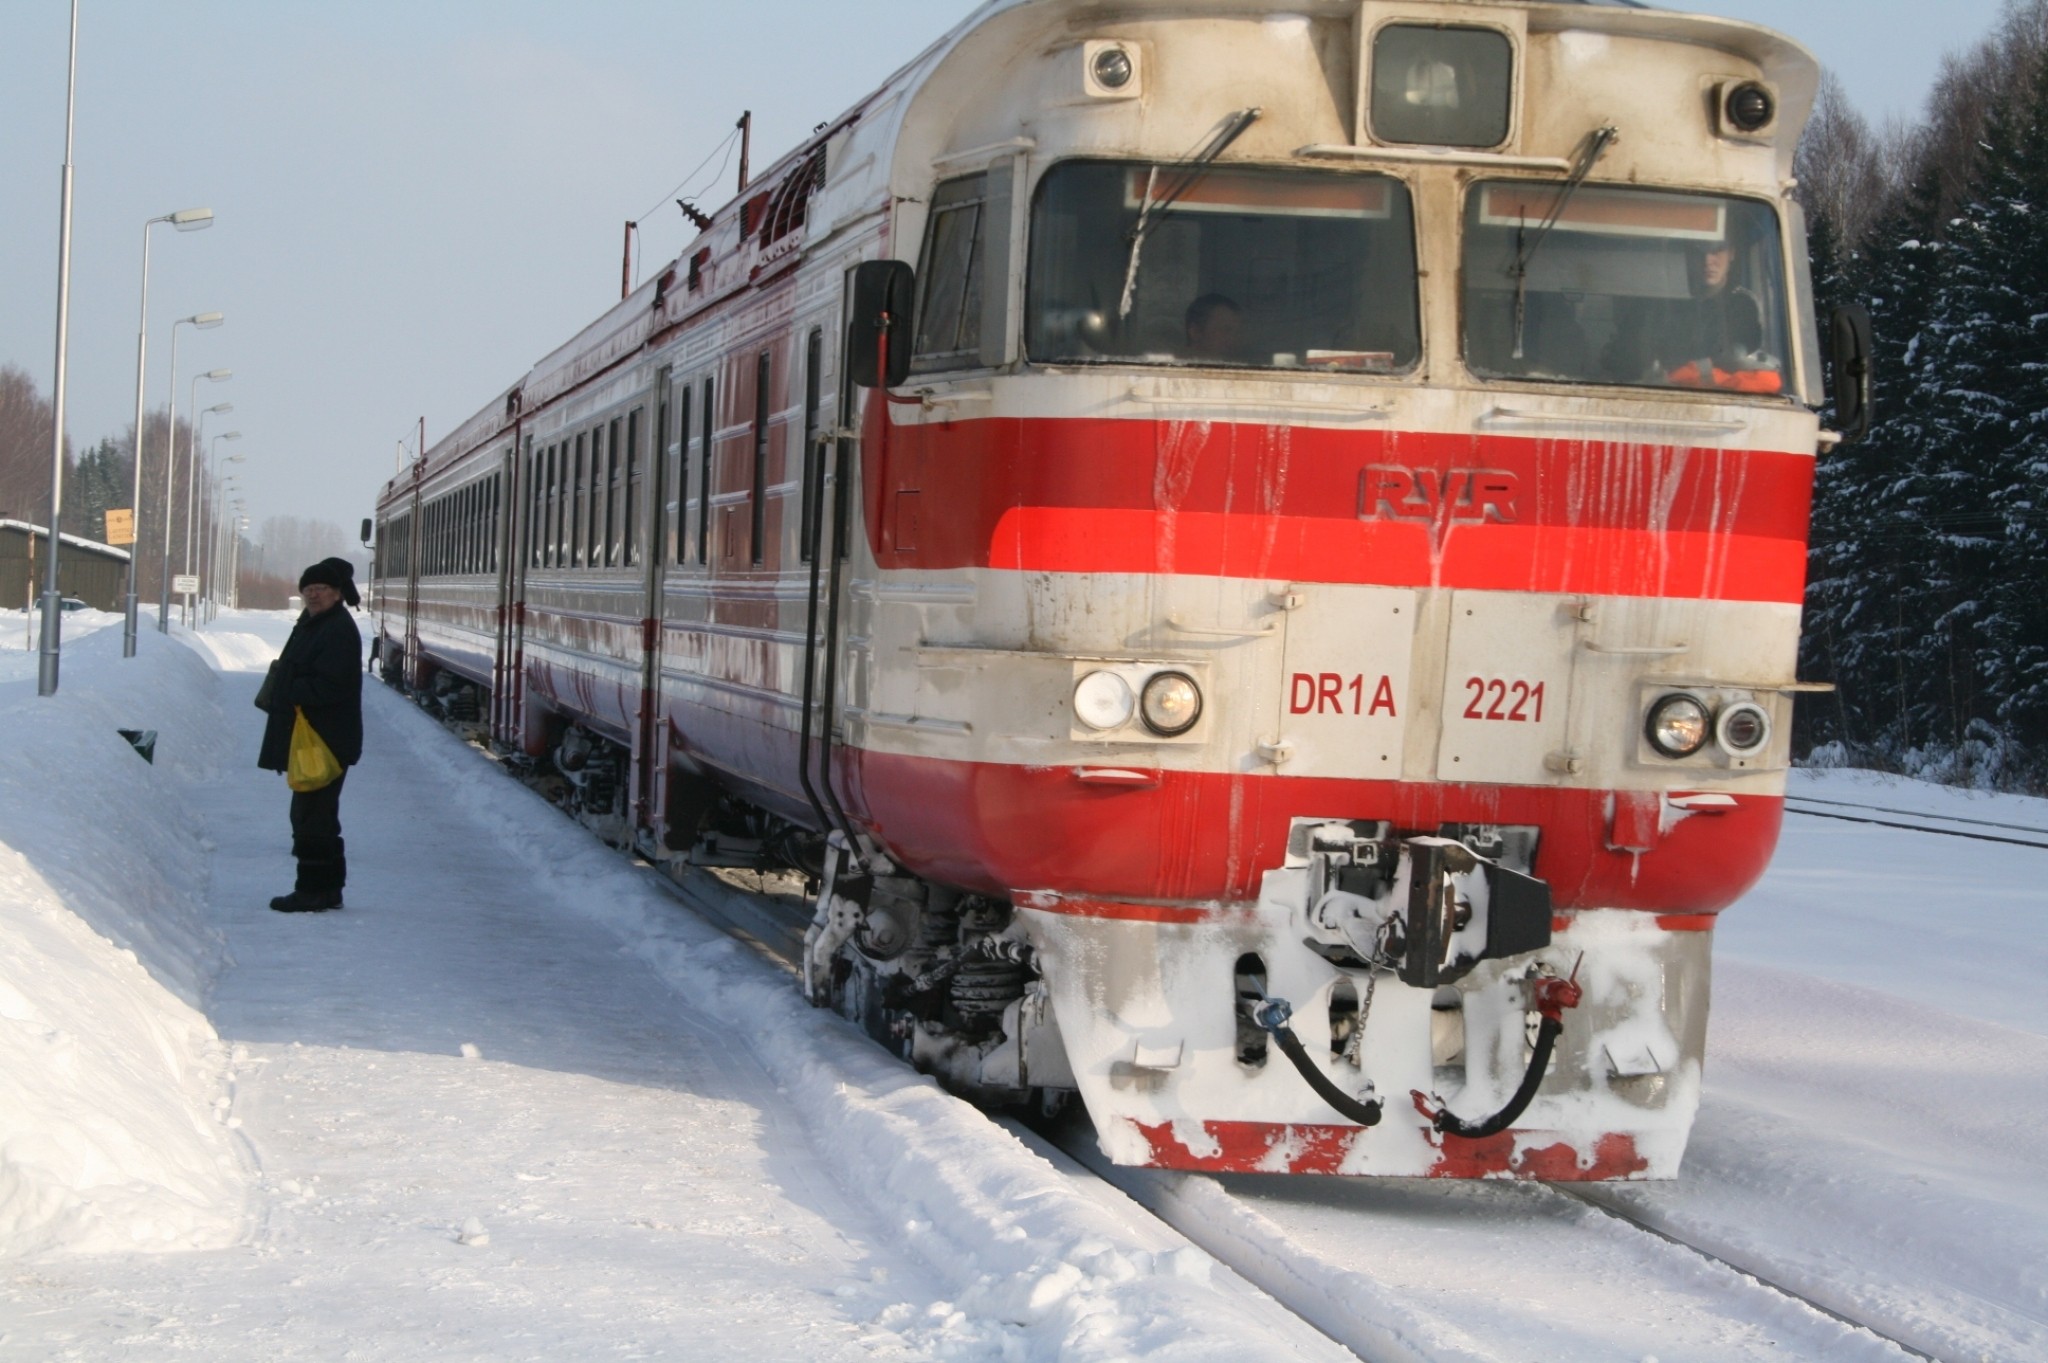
left=1118, top=107, right=1263, bottom=320
left=1510, top=123, right=1618, bottom=359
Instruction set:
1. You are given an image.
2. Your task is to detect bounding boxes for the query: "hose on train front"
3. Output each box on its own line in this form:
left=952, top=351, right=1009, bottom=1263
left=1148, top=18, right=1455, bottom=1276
left=1248, top=998, right=1384, bottom=1128
left=1426, top=965, right=1583, bottom=1141
left=1428, top=1013, right=1562, bottom=1140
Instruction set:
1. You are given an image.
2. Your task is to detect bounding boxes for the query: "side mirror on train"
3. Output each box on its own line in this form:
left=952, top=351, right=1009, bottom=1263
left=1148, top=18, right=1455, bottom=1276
left=847, top=260, right=917, bottom=389
left=359, top=517, right=374, bottom=546
left=1826, top=302, right=1874, bottom=446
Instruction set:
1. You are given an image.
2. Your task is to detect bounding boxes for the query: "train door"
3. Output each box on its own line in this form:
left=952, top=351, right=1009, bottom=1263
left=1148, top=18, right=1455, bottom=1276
left=631, top=368, right=671, bottom=835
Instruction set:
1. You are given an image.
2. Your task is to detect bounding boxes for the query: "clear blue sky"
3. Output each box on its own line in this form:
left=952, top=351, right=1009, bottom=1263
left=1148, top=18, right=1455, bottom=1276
left=0, top=1, right=2010, bottom=533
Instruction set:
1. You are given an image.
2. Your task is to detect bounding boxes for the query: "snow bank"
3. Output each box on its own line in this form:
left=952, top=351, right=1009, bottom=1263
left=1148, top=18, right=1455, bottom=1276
left=388, top=685, right=1347, bottom=1362
left=0, top=625, right=244, bottom=1256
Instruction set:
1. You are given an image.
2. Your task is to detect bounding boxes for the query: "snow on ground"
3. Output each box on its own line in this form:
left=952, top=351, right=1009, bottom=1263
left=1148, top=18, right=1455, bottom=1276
left=0, top=610, right=1345, bottom=1361
left=1610, top=770, right=2048, bottom=1362
left=2, top=607, right=2045, bottom=1360
left=0, top=612, right=242, bottom=1257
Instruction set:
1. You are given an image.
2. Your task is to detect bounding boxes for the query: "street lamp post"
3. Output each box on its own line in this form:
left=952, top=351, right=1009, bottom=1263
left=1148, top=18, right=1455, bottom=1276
left=120, top=206, right=212, bottom=658
left=184, top=414, right=236, bottom=624
left=157, top=343, right=225, bottom=632
left=36, top=0, right=79, bottom=696
left=203, top=448, right=244, bottom=624
left=228, top=509, right=247, bottom=610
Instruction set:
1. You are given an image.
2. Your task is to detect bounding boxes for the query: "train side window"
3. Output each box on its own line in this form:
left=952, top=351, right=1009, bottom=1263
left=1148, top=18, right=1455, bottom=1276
left=489, top=474, right=500, bottom=573
left=591, top=425, right=608, bottom=568
left=624, top=408, right=641, bottom=568
left=800, top=327, right=823, bottom=563
left=550, top=444, right=564, bottom=567
left=534, top=450, right=545, bottom=568
left=752, top=352, right=770, bottom=566
left=608, top=416, right=624, bottom=568
left=698, top=377, right=713, bottom=566
left=571, top=433, right=586, bottom=567
left=541, top=446, right=555, bottom=568
left=912, top=173, right=988, bottom=372
left=684, top=378, right=700, bottom=564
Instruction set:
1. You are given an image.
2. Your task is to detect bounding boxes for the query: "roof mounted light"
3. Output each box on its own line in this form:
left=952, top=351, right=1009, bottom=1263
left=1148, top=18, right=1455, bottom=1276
left=1717, top=80, right=1778, bottom=138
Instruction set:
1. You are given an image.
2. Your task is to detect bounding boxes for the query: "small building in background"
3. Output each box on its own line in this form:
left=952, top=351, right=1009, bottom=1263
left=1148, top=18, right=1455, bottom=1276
left=0, top=521, right=131, bottom=612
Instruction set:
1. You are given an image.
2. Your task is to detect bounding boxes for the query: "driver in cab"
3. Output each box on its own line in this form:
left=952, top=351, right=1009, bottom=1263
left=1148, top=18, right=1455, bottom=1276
left=1635, top=242, right=1782, bottom=394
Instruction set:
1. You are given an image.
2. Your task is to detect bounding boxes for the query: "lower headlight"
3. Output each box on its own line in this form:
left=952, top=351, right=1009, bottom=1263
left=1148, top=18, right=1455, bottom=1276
left=1073, top=670, right=1135, bottom=731
left=1645, top=693, right=1710, bottom=758
left=1139, top=671, right=1203, bottom=736
left=1716, top=701, right=1771, bottom=756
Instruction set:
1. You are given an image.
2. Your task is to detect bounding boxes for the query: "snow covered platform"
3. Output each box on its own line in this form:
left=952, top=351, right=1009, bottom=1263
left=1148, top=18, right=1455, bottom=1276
left=0, top=613, right=1343, bottom=1361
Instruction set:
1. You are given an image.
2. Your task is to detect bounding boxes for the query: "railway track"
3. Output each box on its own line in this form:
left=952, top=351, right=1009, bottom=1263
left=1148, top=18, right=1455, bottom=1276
left=1784, top=791, right=2048, bottom=850
left=648, top=856, right=1932, bottom=1362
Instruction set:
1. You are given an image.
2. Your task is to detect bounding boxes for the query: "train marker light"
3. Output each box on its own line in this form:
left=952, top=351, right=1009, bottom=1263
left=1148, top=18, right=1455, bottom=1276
left=1715, top=702, right=1771, bottom=758
left=1645, top=694, right=1710, bottom=758
left=1074, top=670, right=1135, bottom=731
left=1140, top=672, right=1202, bottom=737
left=1092, top=45, right=1133, bottom=90
left=1082, top=40, right=1141, bottom=99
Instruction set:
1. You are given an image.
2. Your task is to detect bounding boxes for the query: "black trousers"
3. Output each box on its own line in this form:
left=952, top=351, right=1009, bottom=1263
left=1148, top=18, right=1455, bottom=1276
left=289, top=770, right=347, bottom=892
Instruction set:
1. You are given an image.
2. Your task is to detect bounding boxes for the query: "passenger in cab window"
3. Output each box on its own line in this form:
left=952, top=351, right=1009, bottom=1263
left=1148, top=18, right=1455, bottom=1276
left=1183, top=293, right=1246, bottom=363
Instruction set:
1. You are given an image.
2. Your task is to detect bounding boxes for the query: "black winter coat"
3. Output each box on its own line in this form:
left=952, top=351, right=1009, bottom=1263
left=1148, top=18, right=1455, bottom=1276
left=258, top=605, right=364, bottom=772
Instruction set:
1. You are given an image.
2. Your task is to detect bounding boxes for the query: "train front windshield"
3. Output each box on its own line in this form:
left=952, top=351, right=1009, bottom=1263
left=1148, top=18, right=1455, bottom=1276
left=1462, top=182, right=1791, bottom=395
left=1026, top=161, right=1421, bottom=373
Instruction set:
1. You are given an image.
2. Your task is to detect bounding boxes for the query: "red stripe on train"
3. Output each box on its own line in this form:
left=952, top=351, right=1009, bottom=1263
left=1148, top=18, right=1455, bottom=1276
left=847, top=752, right=1785, bottom=915
left=864, top=416, right=1814, bottom=602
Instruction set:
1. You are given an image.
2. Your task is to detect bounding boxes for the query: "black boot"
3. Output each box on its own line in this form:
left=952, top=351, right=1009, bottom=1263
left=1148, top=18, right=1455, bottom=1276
left=270, top=888, right=342, bottom=912
left=275, top=834, right=345, bottom=912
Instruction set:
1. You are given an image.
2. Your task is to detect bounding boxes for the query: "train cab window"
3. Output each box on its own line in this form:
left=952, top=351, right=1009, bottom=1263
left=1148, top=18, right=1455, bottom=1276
left=913, top=174, right=988, bottom=372
left=1026, top=161, right=1420, bottom=374
left=1369, top=25, right=1513, bottom=149
left=1462, top=183, right=1790, bottom=397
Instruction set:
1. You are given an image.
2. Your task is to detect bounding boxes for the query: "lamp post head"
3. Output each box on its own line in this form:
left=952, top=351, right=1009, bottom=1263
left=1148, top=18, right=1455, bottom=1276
left=206, top=402, right=232, bottom=415
left=202, top=368, right=231, bottom=382
left=217, top=432, right=242, bottom=443
left=168, top=208, right=214, bottom=231
left=184, top=312, right=224, bottom=329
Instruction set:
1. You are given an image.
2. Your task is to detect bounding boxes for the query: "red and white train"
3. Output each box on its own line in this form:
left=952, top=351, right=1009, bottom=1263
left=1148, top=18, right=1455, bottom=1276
left=370, top=0, right=1870, bottom=1179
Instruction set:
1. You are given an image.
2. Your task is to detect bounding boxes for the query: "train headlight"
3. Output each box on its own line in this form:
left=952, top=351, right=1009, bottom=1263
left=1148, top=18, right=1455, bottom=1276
left=1645, top=694, right=1710, bottom=758
left=1139, top=671, right=1203, bottom=736
left=1715, top=701, right=1771, bottom=758
left=1073, top=670, right=1135, bottom=731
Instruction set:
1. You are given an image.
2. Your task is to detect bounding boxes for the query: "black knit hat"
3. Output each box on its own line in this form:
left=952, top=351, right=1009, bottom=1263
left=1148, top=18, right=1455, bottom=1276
left=299, top=556, right=360, bottom=608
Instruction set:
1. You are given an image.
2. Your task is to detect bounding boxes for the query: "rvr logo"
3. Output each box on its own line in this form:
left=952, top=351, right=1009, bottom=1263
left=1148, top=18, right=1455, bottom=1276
left=1360, top=466, right=1520, bottom=525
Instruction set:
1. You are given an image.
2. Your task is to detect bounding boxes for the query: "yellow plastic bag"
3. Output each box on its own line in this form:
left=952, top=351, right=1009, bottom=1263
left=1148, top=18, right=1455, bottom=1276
left=287, top=707, right=343, bottom=792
